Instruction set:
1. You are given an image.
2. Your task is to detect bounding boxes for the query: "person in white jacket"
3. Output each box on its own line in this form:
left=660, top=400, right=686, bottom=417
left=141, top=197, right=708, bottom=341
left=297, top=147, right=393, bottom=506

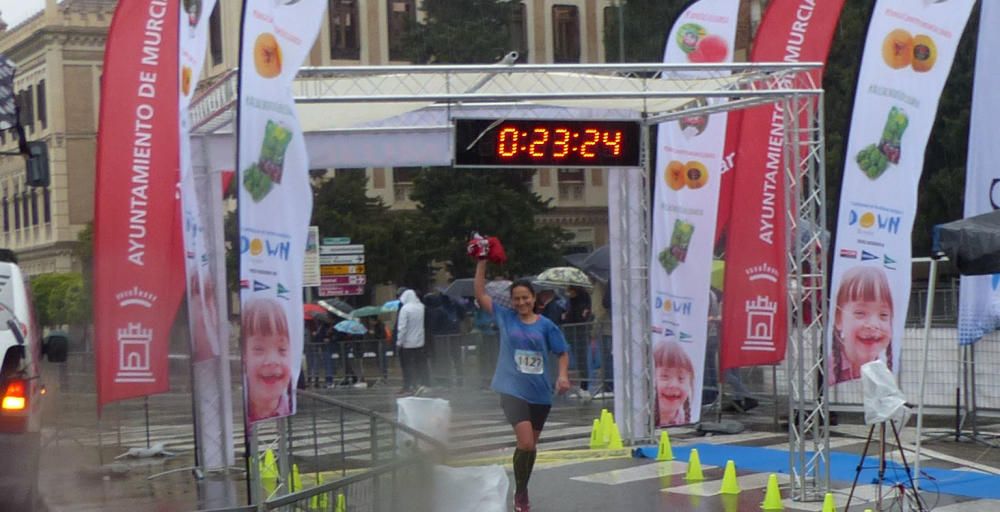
left=396, top=289, right=429, bottom=394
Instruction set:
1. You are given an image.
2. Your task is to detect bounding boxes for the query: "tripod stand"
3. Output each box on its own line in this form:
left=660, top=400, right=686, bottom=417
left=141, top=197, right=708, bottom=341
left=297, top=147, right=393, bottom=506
left=845, top=420, right=926, bottom=512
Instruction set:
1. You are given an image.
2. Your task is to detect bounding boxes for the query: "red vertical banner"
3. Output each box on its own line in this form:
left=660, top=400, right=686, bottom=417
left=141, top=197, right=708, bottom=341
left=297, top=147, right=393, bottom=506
left=93, top=0, right=183, bottom=408
left=720, top=0, right=844, bottom=370
left=714, top=109, right=741, bottom=246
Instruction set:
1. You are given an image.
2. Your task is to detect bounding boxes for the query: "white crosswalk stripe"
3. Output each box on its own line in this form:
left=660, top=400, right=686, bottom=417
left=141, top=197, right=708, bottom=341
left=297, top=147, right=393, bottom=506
left=52, top=414, right=594, bottom=462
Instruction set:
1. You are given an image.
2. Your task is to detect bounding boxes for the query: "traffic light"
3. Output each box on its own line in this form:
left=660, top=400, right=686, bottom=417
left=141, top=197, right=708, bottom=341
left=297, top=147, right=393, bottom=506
left=25, top=140, right=48, bottom=188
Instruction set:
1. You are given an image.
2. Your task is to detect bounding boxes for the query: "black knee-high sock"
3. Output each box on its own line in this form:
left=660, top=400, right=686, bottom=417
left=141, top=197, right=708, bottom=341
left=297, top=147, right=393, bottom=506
left=513, top=448, right=537, bottom=495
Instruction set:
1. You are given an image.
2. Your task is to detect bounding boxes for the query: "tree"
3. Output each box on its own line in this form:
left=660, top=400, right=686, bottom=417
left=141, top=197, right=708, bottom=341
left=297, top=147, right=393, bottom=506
left=30, top=272, right=86, bottom=327
left=603, top=0, right=685, bottom=63
left=409, top=167, right=571, bottom=279
left=310, top=170, right=436, bottom=291
left=401, top=0, right=522, bottom=64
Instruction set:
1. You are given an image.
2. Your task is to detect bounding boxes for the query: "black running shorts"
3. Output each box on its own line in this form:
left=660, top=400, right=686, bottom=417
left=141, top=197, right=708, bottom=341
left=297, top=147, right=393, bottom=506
left=499, top=393, right=551, bottom=432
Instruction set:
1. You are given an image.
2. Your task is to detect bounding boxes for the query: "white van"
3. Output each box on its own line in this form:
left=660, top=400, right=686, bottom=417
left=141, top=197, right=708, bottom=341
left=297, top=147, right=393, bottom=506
left=0, top=259, right=67, bottom=510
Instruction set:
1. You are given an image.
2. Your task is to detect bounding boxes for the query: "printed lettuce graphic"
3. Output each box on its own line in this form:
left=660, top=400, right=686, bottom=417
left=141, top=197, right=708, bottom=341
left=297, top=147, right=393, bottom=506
left=855, top=106, right=908, bottom=180
left=242, top=120, right=293, bottom=202
left=658, top=219, right=694, bottom=274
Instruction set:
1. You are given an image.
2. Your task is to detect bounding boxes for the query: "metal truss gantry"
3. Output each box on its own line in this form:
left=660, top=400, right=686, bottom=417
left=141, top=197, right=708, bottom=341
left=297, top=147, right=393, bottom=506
left=187, top=62, right=829, bottom=501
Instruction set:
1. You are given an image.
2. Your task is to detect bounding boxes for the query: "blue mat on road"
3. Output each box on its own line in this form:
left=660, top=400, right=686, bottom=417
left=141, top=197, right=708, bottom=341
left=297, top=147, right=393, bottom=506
left=634, top=443, right=1000, bottom=500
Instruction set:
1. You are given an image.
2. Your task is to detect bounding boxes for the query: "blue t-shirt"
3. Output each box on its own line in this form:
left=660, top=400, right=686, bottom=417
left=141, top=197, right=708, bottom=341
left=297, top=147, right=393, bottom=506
left=490, top=305, right=568, bottom=405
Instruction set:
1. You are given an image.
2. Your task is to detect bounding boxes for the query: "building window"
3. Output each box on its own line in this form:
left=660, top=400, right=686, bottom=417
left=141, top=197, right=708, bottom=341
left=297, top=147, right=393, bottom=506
left=12, top=193, right=19, bottom=230
left=36, top=80, right=47, bottom=129
left=603, top=6, right=621, bottom=62
left=18, top=88, right=34, bottom=133
left=392, top=166, right=420, bottom=202
left=552, top=5, right=580, bottom=63
left=43, top=188, right=50, bottom=223
left=209, top=2, right=223, bottom=66
left=1, top=195, right=7, bottom=233
left=329, top=0, right=360, bottom=59
left=30, top=189, right=38, bottom=225
left=387, top=0, right=415, bottom=61
left=557, top=168, right=585, bottom=201
left=509, top=2, right=528, bottom=62
left=21, top=190, right=28, bottom=227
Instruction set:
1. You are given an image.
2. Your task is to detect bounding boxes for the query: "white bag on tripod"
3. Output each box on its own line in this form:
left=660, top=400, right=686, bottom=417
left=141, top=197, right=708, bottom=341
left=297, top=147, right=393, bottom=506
left=861, top=360, right=909, bottom=425
left=396, top=397, right=451, bottom=452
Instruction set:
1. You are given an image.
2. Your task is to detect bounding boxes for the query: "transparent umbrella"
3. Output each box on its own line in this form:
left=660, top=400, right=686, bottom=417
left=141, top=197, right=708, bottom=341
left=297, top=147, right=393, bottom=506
left=485, top=279, right=513, bottom=309
left=333, top=319, right=367, bottom=335
left=350, top=305, right=384, bottom=318
left=535, top=267, right=593, bottom=289
left=319, top=299, right=354, bottom=320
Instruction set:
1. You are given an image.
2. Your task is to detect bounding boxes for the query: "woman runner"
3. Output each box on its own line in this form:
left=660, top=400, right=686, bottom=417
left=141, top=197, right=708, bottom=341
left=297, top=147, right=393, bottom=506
left=474, top=258, right=570, bottom=512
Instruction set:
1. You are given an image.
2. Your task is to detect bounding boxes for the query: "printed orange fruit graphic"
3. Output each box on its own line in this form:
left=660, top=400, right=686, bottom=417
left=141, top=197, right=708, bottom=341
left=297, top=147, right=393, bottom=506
left=911, top=35, right=937, bottom=72
left=666, top=161, right=686, bottom=190
left=685, top=161, right=708, bottom=189
left=181, top=66, right=192, bottom=96
left=253, top=33, right=282, bottom=78
left=882, top=29, right=913, bottom=69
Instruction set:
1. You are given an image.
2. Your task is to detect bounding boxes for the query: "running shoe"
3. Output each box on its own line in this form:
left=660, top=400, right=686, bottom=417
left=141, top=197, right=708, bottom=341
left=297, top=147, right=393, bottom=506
left=513, top=491, right=530, bottom=512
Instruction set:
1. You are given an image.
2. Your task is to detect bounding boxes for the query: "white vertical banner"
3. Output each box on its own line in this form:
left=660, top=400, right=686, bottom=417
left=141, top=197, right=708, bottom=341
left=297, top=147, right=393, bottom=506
left=179, top=0, right=234, bottom=469
left=649, top=0, right=739, bottom=427
left=829, top=0, right=975, bottom=387
left=238, top=0, right=327, bottom=425
left=958, top=1, right=1000, bottom=346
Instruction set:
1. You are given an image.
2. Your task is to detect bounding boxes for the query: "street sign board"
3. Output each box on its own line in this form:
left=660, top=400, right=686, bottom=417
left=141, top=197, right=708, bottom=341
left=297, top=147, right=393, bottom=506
left=323, top=237, right=351, bottom=245
left=303, top=226, right=321, bottom=287
left=321, top=274, right=367, bottom=286
left=320, top=264, right=366, bottom=276
left=319, top=284, right=365, bottom=296
left=320, top=254, right=365, bottom=265
left=319, top=244, right=364, bottom=255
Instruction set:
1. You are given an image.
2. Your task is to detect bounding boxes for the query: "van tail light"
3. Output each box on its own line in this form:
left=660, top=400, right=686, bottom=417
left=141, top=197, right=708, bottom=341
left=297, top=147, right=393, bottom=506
left=2, top=379, right=27, bottom=411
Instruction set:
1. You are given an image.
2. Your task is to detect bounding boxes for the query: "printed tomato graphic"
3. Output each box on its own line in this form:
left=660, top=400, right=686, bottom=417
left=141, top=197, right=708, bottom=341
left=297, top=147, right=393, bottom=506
left=666, top=161, right=686, bottom=190
left=882, top=29, right=913, bottom=69
left=253, top=32, right=283, bottom=78
left=688, top=34, right=729, bottom=63
left=911, top=35, right=937, bottom=72
left=684, top=161, right=709, bottom=189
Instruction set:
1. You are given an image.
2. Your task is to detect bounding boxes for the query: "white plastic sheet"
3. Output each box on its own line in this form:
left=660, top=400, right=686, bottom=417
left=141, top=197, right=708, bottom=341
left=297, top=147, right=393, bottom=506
left=861, top=360, right=909, bottom=425
left=396, top=397, right=451, bottom=452
left=433, top=464, right=510, bottom=512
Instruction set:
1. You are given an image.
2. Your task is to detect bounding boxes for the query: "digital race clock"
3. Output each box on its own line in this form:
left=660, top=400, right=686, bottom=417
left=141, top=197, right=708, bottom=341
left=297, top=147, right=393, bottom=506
left=454, top=119, right=642, bottom=168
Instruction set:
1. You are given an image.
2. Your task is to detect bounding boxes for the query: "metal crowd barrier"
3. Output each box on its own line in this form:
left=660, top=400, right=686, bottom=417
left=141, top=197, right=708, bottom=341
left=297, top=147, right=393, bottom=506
left=196, top=391, right=447, bottom=512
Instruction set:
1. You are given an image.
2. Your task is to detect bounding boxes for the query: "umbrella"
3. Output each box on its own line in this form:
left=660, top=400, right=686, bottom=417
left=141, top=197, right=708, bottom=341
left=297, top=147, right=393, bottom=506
left=934, top=209, right=1000, bottom=275
left=485, top=279, right=513, bottom=309
left=334, top=319, right=367, bottom=335
left=536, top=267, right=592, bottom=289
left=564, top=245, right=610, bottom=283
left=303, top=303, right=327, bottom=320
left=711, top=260, right=725, bottom=291
left=444, top=278, right=475, bottom=299
left=350, top=305, right=384, bottom=318
left=319, top=299, right=354, bottom=320
left=381, top=299, right=401, bottom=312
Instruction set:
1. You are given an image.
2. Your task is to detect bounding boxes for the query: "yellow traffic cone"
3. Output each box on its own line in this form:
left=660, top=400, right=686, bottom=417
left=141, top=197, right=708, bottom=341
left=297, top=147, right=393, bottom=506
left=720, top=460, right=740, bottom=495
left=684, top=449, right=704, bottom=481
left=821, top=492, right=836, bottom=512
left=656, top=431, right=674, bottom=461
left=608, top=422, right=624, bottom=450
left=334, top=492, right=347, bottom=512
left=260, top=449, right=278, bottom=494
left=761, top=473, right=783, bottom=510
left=290, top=463, right=302, bottom=492
left=600, top=410, right=614, bottom=445
left=309, top=476, right=328, bottom=510
left=589, top=418, right=605, bottom=449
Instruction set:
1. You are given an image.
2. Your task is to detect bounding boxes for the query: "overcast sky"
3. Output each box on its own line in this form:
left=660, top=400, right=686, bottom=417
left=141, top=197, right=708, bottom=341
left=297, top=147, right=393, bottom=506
left=2, top=1, right=47, bottom=29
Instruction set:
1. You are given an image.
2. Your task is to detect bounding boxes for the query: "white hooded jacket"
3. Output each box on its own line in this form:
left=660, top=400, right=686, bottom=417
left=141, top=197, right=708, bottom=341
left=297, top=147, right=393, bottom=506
left=396, top=289, right=425, bottom=349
